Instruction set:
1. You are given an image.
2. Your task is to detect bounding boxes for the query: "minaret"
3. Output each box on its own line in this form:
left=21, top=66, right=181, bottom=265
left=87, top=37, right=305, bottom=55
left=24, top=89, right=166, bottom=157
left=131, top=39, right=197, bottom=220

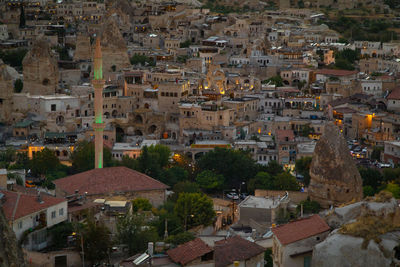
left=93, top=37, right=105, bottom=168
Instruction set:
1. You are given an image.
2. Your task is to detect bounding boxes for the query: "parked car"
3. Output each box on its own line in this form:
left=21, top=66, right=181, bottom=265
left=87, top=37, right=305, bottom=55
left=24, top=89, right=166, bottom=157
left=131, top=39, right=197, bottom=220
left=226, top=192, right=239, bottom=200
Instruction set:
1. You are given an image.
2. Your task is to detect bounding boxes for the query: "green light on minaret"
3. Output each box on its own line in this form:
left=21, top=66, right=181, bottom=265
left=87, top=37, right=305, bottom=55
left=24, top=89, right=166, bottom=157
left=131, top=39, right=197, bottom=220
left=98, top=152, right=103, bottom=168
left=94, top=60, right=102, bottom=80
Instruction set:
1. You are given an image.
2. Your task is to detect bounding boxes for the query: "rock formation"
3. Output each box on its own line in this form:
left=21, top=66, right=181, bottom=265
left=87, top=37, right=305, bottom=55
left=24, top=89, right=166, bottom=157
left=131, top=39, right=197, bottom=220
left=74, top=34, right=92, bottom=61
left=0, top=207, right=26, bottom=267
left=99, top=16, right=131, bottom=78
left=313, top=193, right=400, bottom=267
left=308, top=122, right=363, bottom=208
left=22, top=38, right=59, bottom=95
left=0, top=59, right=18, bottom=123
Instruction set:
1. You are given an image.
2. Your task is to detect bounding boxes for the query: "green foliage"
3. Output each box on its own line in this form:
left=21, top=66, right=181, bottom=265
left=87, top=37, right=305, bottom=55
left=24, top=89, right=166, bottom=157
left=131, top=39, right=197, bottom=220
left=363, top=185, right=375, bottom=197
left=300, top=124, right=314, bottom=137
left=80, top=215, right=112, bottom=264
left=152, top=203, right=183, bottom=237
left=263, top=160, right=284, bottom=177
left=14, top=79, right=23, bottom=93
left=118, top=155, right=138, bottom=170
left=359, top=167, right=383, bottom=189
left=132, top=198, right=152, bottom=212
left=296, top=198, right=320, bottom=214
left=274, top=172, right=301, bottom=191
left=327, top=16, right=397, bottom=42
left=0, top=49, right=28, bottom=69
left=130, top=54, right=156, bottom=66
left=174, top=193, right=215, bottom=229
left=334, top=58, right=355, bottom=70
left=19, top=5, right=25, bottom=28
left=195, top=170, right=224, bottom=191
left=385, top=182, right=400, bottom=198
left=264, top=248, right=273, bottom=267
left=295, top=157, right=312, bottom=186
left=262, top=75, right=284, bottom=87
left=371, top=146, right=383, bottom=161
left=177, top=55, right=189, bottom=63
left=382, top=168, right=400, bottom=182
left=49, top=222, right=74, bottom=249
left=248, top=172, right=274, bottom=193
left=161, top=166, right=189, bottom=186
left=196, top=147, right=258, bottom=189
left=170, top=181, right=201, bottom=202
left=30, top=148, right=61, bottom=177
left=116, top=213, right=158, bottom=255
left=55, top=46, right=71, bottom=61
left=70, top=141, right=113, bottom=173
left=275, top=208, right=295, bottom=225
left=147, top=144, right=171, bottom=169
left=180, top=40, right=192, bottom=48
left=136, top=145, right=171, bottom=180
left=165, top=232, right=195, bottom=246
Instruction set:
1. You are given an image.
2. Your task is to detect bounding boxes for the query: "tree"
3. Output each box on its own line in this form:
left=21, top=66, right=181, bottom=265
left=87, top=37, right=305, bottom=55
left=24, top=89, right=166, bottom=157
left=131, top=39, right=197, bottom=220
left=247, top=172, right=274, bottom=193
left=262, top=75, right=284, bottom=87
left=264, top=248, right=273, bottom=267
left=152, top=201, right=183, bottom=237
left=359, top=167, right=383, bottom=190
left=130, top=54, right=155, bottom=66
left=14, top=79, right=23, bottom=93
left=382, top=168, right=400, bottom=182
left=295, top=157, right=312, bottom=186
left=79, top=215, right=112, bottom=265
left=131, top=198, right=152, bottom=212
left=296, top=198, right=320, bottom=214
left=0, top=49, right=28, bottom=69
left=371, top=147, right=383, bottom=161
left=334, top=58, right=355, bottom=70
left=385, top=182, right=400, bottom=198
left=147, top=144, right=171, bottom=169
left=19, top=4, right=25, bottom=28
left=363, top=185, right=375, bottom=197
left=118, top=155, right=138, bottom=170
left=116, top=213, right=158, bottom=255
left=300, top=124, right=314, bottom=137
left=70, top=141, right=113, bottom=173
left=196, top=148, right=258, bottom=189
left=273, top=173, right=301, bottom=191
left=30, top=148, right=61, bottom=177
left=195, top=170, right=224, bottom=191
left=49, top=222, right=74, bottom=249
left=162, top=166, right=188, bottom=186
left=165, top=232, right=195, bottom=246
left=170, top=181, right=201, bottom=202
left=262, top=160, right=284, bottom=177
left=174, top=193, right=215, bottom=229
left=180, top=40, right=192, bottom=48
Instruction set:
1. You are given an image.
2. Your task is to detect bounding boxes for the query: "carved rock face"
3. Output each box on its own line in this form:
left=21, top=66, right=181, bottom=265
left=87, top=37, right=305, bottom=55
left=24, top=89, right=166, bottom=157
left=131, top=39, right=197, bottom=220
left=99, top=16, right=130, bottom=76
left=308, top=122, right=363, bottom=208
left=22, top=38, right=59, bottom=95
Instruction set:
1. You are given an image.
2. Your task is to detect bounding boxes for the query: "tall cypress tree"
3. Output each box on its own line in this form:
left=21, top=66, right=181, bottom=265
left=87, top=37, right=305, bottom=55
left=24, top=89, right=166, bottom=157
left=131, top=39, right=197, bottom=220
left=19, top=4, right=25, bottom=28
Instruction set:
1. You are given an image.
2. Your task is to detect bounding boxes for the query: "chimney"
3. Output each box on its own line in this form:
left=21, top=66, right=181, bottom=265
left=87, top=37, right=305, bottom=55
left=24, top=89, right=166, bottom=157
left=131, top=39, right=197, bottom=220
left=0, top=169, right=7, bottom=190
left=148, top=242, right=154, bottom=256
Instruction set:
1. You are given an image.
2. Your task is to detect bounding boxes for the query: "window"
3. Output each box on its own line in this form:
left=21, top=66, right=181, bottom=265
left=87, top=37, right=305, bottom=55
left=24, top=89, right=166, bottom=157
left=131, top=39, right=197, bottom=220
left=51, top=104, right=56, bottom=111
left=59, top=208, right=64, bottom=216
left=18, top=221, right=23, bottom=229
left=51, top=211, right=56, bottom=219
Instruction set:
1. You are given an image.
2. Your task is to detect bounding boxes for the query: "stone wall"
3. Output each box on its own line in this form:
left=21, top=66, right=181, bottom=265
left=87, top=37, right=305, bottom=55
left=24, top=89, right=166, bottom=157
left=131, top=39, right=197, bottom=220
left=255, top=189, right=308, bottom=204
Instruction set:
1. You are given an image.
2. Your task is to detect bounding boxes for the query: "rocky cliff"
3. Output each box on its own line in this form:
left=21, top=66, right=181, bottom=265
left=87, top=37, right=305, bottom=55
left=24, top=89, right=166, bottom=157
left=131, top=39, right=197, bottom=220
left=0, top=206, right=26, bottom=267
left=308, top=122, right=363, bottom=208
left=99, top=16, right=131, bottom=77
left=313, top=192, right=400, bottom=267
left=22, top=38, right=59, bottom=95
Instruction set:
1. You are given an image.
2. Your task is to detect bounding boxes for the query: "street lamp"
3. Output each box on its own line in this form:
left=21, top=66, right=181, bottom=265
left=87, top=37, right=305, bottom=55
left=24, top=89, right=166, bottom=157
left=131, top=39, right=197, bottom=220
left=72, top=232, right=85, bottom=267
left=184, top=214, right=194, bottom=231
left=239, top=181, right=246, bottom=196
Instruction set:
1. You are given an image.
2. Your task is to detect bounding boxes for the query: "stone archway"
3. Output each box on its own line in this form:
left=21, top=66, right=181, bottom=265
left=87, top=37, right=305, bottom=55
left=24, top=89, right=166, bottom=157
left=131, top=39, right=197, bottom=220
left=112, top=110, right=118, bottom=118
left=148, top=125, right=157, bottom=134
left=116, top=126, right=125, bottom=142
left=134, top=129, right=143, bottom=136
left=134, top=115, right=143, bottom=124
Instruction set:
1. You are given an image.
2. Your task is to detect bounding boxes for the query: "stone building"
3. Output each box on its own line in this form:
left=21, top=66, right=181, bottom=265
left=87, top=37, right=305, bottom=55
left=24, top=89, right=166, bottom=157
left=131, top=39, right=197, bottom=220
left=22, top=38, right=59, bottom=95
left=74, top=34, right=92, bottom=61
left=308, top=123, right=363, bottom=208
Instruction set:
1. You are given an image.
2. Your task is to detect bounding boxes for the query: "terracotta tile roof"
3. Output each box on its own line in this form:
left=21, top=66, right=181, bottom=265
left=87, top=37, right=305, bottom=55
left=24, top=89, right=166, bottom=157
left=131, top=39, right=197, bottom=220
left=214, top=236, right=265, bottom=267
left=276, top=129, right=295, bottom=142
left=1, top=190, right=66, bottom=221
left=53, top=166, right=168, bottom=196
left=167, top=238, right=213, bottom=265
left=315, top=69, right=358, bottom=76
left=272, top=215, right=330, bottom=245
left=388, top=88, right=400, bottom=100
